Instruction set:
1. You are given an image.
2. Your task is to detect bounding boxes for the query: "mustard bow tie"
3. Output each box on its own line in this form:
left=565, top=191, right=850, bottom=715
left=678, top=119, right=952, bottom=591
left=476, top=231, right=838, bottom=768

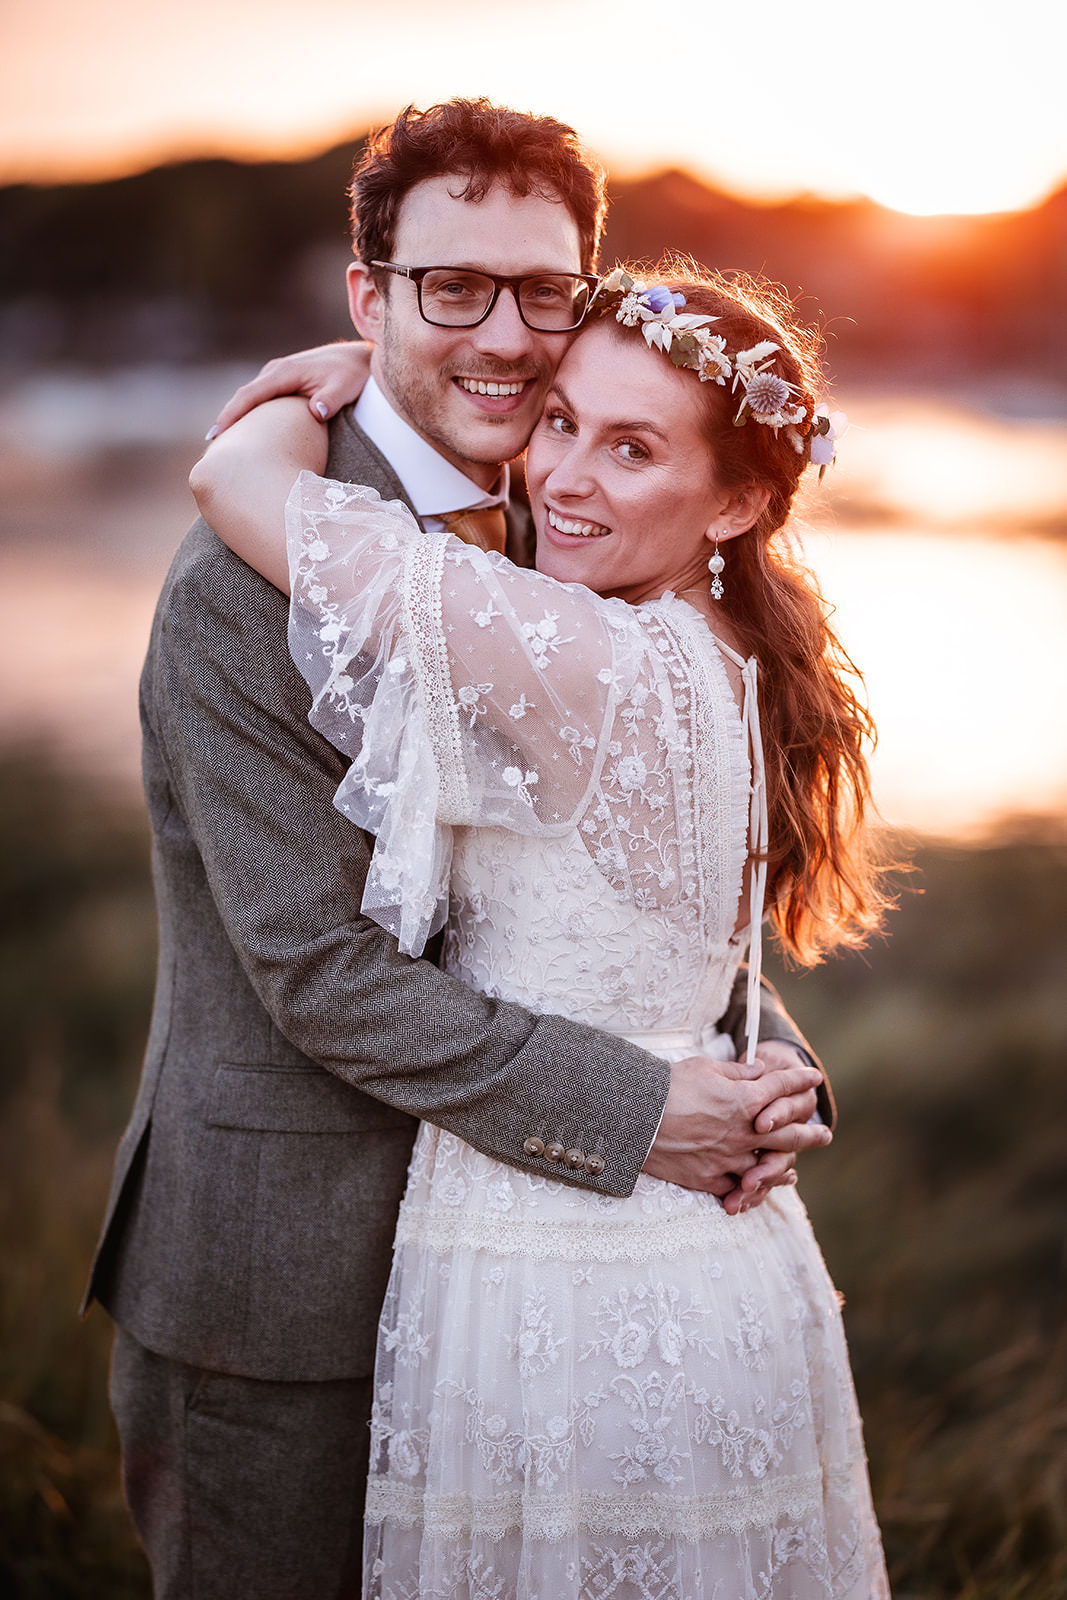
left=441, top=504, right=508, bottom=555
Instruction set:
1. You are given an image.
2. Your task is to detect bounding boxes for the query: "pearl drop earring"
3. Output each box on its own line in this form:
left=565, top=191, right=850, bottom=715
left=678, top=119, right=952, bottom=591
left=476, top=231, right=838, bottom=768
left=708, top=535, right=725, bottom=600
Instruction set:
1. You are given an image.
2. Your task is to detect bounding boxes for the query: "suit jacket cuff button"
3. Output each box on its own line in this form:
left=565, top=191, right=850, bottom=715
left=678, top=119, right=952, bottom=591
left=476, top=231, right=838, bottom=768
left=585, top=1153, right=606, bottom=1176
left=544, top=1142, right=565, bottom=1162
left=523, top=1136, right=546, bottom=1157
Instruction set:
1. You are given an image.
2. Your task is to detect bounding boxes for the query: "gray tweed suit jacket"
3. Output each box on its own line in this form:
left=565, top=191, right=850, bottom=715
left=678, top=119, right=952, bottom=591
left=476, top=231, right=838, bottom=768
left=85, top=407, right=824, bottom=1384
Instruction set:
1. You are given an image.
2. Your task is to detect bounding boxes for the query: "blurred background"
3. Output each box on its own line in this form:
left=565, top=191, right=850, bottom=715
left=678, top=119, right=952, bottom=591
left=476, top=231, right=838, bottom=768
left=1, top=2, right=1065, bottom=1595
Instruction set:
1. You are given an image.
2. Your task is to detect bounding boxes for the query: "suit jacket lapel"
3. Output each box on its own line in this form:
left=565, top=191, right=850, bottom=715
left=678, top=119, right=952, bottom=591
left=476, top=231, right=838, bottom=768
left=324, top=407, right=428, bottom=531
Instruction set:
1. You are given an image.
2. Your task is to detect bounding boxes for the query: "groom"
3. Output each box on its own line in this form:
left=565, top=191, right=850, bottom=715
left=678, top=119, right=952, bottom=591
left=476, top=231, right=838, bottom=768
left=87, top=99, right=832, bottom=1598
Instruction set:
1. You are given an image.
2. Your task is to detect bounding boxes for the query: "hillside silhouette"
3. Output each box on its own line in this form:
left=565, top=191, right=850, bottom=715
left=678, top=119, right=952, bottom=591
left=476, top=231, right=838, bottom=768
left=2, top=137, right=1065, bottom=378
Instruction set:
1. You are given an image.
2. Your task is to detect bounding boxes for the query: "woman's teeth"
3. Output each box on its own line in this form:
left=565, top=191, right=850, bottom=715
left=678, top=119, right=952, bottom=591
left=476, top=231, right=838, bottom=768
left=547, top=508, right=610, bottom=539
left=456, top=378, right=526, bottom=396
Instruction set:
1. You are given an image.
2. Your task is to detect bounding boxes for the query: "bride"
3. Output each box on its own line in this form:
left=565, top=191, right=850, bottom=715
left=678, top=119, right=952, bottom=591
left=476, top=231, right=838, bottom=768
left=192, top=263, right=890, bottom=1598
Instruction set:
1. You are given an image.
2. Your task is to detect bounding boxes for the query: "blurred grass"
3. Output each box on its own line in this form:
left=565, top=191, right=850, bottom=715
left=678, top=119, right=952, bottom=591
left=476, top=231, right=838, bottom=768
left=0, top=751, right=153, bottom=1597
left=1, top=751, right=1065, bottom=1597
left=766, top=827, right=1067, bottom=1599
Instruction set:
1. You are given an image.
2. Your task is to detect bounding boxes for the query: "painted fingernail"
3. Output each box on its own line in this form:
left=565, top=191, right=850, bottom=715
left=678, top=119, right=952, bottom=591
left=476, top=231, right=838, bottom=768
left=204, top=425, right=220, bottom=441
left=314, top=401, right=330, bottom=419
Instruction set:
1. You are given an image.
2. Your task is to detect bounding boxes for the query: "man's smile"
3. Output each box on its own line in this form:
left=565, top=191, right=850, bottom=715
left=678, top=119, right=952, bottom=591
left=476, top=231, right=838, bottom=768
left=454, top=377, right=528, bottom=397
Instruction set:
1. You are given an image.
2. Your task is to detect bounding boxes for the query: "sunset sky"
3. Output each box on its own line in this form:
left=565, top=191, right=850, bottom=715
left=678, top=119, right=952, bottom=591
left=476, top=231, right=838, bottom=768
left=1, top=0, right=1064, bottom=215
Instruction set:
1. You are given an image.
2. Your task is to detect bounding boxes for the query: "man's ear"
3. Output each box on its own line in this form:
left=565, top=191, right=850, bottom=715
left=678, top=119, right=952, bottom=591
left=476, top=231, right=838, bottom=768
left=707, top=483, right=772, bottom=544
left=347, top=262, right=386, bottom=341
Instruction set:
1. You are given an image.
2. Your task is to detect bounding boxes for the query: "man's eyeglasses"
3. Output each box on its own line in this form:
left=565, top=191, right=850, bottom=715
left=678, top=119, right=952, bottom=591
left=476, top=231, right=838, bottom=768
left=371, top=262, right=599, bottom=332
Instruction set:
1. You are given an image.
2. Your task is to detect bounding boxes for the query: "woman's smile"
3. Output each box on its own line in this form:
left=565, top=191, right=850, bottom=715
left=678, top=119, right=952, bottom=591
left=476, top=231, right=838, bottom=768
left=544, top=505, right=612, bottom=539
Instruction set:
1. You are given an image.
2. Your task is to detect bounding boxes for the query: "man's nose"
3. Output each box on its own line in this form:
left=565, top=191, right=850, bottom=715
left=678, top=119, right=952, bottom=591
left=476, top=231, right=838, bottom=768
left=469, top=285, right=537, bottom=360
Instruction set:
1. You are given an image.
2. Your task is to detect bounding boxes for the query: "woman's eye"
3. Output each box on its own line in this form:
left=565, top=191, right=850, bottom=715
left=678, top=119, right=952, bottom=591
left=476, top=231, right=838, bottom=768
left=618, top=439, right=649, bottom=462
left=546, top=410, right=577, bottom=436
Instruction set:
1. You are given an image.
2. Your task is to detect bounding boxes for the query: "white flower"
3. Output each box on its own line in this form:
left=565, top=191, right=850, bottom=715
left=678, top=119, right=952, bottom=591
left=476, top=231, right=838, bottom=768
left=696, top=333, right=732, bottom=384
left=307, top=584, right=327, bottom=604
left=437, top=1174, right=467, bottom=1206
left=318, top=621, right=341, bottom=643
left=634, top=1432, right=669, bottom=1467
left=614, top=754, right=648, bottom=791
left=734, top=340, right=780, bottom=375
left=306, top=538, right=330, bottom=563
left=747, top=1429, right=774, bottom=1478
left=617, top=292, right=643, bottom=327
left=508, top=694, right=532, bottom=720
left=388, top=1431, right=422, bottom=1478
left=332, top=673, right=353, bottom=694
left=487, top=1182, right=515, bottom=1212
left=657, top=1319, right=686, bottom=1365
left=610, top=1320, right=651, bottom=1368
left=810, top=432, right=836, bottom=466
left=483, top=1413, right=508, bottom=1440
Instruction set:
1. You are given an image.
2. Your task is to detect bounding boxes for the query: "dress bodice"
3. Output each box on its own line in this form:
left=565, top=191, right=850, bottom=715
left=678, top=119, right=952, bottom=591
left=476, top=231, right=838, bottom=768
left=285, top=474, right=766, bottom=1047
left=442, top=826, right=744, bottom=1035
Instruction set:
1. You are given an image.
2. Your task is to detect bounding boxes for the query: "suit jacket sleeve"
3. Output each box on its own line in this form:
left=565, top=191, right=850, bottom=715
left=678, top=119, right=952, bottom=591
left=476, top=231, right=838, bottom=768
left=149, top=526, right=669, bottom=1197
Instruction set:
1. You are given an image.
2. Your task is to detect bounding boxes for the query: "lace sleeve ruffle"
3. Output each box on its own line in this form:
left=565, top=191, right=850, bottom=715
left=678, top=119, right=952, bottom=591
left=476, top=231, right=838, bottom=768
left=285, top=473, right=644, bottom=955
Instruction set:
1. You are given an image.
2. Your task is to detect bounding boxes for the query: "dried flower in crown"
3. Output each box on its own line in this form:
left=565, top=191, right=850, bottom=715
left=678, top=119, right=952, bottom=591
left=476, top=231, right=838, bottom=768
left=595, top=269, right=733, bottom=387
left=590, top=268, right=847, bottom=475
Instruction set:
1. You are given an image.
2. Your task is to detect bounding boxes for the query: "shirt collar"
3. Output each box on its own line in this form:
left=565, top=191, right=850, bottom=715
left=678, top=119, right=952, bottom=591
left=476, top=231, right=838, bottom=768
left=354, top=377, right=509, bottom=517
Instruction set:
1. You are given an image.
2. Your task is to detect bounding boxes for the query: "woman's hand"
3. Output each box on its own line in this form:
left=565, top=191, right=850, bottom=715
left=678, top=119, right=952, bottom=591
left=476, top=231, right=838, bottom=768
left=191, top=397, right=328, bottom=592
left=206, top=341, right=374, bottom=440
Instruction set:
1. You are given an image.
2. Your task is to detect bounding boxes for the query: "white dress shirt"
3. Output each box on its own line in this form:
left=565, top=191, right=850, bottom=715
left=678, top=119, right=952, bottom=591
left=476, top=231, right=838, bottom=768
left=353, top=378, right=509, bottom=528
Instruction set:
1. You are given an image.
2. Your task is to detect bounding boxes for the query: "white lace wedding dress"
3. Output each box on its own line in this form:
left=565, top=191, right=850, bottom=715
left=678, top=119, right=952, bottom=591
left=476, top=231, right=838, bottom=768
left=285, top=473, right=890, bottom=1600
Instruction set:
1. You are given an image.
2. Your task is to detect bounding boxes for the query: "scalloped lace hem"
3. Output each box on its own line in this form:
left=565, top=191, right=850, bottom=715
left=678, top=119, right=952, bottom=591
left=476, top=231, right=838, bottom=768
left=365, top=1462, right=864, bottom=1542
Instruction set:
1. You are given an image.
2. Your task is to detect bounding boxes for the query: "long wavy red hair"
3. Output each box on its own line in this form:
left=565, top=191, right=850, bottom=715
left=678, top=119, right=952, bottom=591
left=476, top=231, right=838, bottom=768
left=588, top=262, right=893, bottom=964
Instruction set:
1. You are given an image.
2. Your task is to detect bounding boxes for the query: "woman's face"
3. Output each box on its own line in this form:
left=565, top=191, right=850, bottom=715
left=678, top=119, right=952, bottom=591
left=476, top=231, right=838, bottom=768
left=525, top=320, right=729, bottom=606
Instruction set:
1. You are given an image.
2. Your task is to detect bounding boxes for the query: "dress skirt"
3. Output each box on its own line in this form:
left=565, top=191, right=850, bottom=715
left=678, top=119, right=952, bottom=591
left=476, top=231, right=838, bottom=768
left=363, top=1121, right=890, bottom=1599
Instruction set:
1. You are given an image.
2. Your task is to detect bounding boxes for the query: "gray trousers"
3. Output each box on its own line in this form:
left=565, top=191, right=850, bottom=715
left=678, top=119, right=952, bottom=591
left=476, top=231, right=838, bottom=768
left=110, top=1326, right=373, bottom=1599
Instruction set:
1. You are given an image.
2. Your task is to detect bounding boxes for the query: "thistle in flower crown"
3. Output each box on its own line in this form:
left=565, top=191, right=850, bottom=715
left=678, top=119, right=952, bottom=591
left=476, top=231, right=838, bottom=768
left=590, top=268, right=847, bottom=476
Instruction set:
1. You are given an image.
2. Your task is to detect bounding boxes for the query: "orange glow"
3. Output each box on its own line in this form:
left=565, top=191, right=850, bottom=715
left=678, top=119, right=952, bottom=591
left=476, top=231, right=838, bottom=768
left=830, top=401, right=1067, bottom=530
left=802, top=529, right=1067, bottom=838
left=0, top=0, right=1064, bottom=217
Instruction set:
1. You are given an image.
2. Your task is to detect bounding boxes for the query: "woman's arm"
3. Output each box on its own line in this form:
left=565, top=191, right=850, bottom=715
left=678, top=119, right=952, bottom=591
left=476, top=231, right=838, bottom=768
left=205, top=340, right=373, bottom=439
left=190, top=397, right=327, bottom=593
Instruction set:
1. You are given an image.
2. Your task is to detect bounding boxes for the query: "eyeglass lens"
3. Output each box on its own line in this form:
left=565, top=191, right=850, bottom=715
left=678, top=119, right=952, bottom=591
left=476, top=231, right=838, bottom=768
left=419, top=270, right=591, bottom=331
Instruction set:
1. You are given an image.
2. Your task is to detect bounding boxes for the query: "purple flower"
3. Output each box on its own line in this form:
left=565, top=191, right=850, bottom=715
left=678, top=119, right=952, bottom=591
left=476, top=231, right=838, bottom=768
left=642, top=285, right=677, bottom=314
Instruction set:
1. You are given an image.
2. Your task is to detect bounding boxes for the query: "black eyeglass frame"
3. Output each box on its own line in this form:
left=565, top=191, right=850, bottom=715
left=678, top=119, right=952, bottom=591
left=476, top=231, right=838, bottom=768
left=370, top=261, right=601, bottom=332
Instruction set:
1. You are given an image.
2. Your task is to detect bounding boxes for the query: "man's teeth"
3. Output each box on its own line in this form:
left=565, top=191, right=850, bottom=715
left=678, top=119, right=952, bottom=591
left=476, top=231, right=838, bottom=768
left=547, top=508, right=610, bottom=539
left=457, top=378, right=526, bottom=396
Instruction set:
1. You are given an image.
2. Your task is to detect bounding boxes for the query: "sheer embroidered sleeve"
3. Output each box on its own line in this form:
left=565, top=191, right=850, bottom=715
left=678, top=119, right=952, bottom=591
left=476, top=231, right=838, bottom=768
left=285, top=473, right=650, bottom=954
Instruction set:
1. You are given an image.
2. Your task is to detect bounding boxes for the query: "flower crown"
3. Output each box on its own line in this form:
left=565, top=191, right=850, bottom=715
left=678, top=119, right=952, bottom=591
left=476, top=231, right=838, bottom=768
left=589, top=268, right=846, bottom=474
